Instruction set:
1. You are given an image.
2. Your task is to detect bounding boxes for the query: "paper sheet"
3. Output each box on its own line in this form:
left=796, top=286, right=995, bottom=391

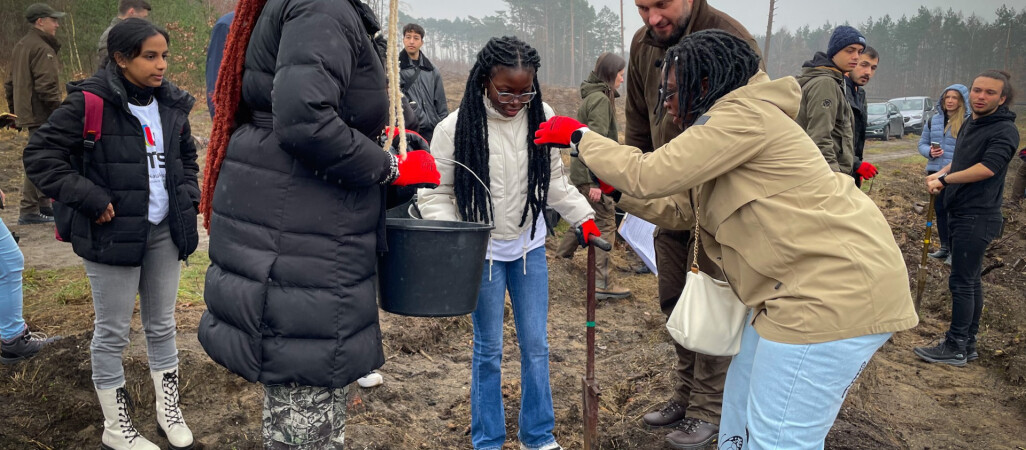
left=617, top=213, right=658, bottom=276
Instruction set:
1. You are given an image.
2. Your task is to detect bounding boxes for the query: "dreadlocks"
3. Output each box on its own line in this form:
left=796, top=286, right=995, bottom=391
left=658, top=30, right=761, bottom=128
left=453, top=36, right=550, bottom=238
left=200, top=0, right=268, bottom=230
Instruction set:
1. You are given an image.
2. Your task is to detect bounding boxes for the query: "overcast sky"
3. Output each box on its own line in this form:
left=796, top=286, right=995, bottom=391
left=404, top=0, right=1013, bottom=49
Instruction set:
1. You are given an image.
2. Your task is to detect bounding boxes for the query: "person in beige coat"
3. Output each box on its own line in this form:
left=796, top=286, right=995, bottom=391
left=534, top=30, right=918, bottom=449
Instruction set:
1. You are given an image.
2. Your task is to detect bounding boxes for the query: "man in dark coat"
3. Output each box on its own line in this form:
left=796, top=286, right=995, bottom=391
left=845, top=46, right=879, bottom=187
left=5, top=3, right=65, bottom=225
left=399, top=23, right=448, bottom=142
left=625, top=0, right=760, bottom=447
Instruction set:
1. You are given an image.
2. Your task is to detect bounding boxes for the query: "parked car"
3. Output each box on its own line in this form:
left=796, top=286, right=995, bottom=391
left=888, top=96, right=935, bottom=135
left=866, top=101, right=905, bottom=141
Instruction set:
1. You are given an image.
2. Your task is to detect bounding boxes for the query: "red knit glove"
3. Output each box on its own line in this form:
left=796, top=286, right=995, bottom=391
left=855, top=162, right=878, bottom=179
left=393, top=150, right=440, bottom=188
left=533, top=116, right=585, bottom=147
left=597, top=179, right=616, bottom=195
left=575, top=219, right=601, bottom=247
left=1018, top=147, right=1026, bottom=161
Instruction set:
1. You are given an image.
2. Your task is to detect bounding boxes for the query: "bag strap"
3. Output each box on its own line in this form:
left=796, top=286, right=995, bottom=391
left=82, top=91, right=103, bottom=149
left=691, top=197, right=701, bottom=274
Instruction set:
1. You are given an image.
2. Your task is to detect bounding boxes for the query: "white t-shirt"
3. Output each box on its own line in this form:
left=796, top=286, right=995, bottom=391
left=127, top=100, right=169, bottom=224
left=489, top=214, right=547, bottom=262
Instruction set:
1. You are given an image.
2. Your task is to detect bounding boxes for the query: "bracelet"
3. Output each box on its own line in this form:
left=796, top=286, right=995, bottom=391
left=381, top=153, right=399, bottom=185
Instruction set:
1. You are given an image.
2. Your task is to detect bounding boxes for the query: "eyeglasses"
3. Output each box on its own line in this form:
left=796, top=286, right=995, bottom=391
left=489, top=79, right=537, bottom=104
left=659, top=86, right=678, bottom=103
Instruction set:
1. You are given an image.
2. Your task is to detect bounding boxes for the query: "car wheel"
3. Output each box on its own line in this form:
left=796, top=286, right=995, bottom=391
left=882, top=125, right=890, bottom=141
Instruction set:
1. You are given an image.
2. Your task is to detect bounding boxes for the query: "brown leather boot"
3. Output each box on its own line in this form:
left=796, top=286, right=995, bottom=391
left=665, top=418, right=717, bottom=449
left=596, top=283, right=631, bottom=300
left=642, top=400, right=686, bottom=428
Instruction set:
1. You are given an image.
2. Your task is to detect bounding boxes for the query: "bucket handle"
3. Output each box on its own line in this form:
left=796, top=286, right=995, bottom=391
left=433, top=156, right=495, bottom=224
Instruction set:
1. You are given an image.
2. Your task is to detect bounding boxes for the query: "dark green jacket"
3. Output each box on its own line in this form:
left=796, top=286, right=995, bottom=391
left=795, top=52, right=854, bottom=175
left=570, top=72, right=618, bottom=187
left=4, top=28, right=62, bottom=128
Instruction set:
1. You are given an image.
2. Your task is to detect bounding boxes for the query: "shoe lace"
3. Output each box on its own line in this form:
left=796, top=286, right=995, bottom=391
left=115, top=388, right=142, bottom=443
left=23, top=331, right=50, bottom=342
left=661, top=401, right=684, bottom=417
left=679, top=417, right=700, bottom=434
left=161, top=371, right=186, bottom=426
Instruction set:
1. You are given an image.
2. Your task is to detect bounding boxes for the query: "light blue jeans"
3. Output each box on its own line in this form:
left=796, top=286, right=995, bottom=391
left=83, top=221, right=182, bottom=389
left=0, top=219, right=26, bottom=341
left=471, top=247, right=556, bottom=450
left=718, top=313, right=891, bottom=450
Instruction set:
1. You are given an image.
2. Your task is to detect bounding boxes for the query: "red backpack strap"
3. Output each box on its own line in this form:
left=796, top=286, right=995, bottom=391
left=82, top=91, right=103, bottom=149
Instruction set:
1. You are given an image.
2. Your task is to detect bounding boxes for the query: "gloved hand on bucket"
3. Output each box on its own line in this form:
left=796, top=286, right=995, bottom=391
left=394, top=151, right=440, bottom=188
left=575, top=219, right=601, bottom=248
left=533, top=116, right=586, bottom=147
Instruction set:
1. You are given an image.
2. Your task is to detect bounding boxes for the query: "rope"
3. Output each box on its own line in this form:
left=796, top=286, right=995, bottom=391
left=383, top=0, right=407, bottom=157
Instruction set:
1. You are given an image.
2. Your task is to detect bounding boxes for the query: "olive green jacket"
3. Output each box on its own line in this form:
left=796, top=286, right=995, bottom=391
left=4, top=28, right=62, bottom=128
left=569, top=72, right=618, bottom=187
left=795, top=52, right=855, bottom=174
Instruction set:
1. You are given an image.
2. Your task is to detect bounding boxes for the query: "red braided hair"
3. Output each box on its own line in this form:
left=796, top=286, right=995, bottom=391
left=200, top=0, right=268, bottom=231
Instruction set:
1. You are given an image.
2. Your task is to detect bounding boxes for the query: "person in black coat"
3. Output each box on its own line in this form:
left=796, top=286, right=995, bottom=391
left=24, top=19, right=197, bottom=450
left=197, top=0, right=440, bottom=447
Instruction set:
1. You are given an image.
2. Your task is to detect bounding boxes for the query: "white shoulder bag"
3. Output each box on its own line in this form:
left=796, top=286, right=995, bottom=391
left=665, top=203, right=748, bottom=356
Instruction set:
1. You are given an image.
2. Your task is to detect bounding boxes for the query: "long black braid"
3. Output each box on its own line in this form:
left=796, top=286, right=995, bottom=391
left=453, top=36, right=550, bottom=238
left=657, top=30, right=761, bottom=128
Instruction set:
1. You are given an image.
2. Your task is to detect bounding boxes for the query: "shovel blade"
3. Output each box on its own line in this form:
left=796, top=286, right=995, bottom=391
left=582, top=376, right=600, bottom=449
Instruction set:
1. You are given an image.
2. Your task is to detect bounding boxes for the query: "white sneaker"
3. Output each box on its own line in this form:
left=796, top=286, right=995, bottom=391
left=520, top=442, right=562, bottom=450
left=357, top=371, right=383, bottom=388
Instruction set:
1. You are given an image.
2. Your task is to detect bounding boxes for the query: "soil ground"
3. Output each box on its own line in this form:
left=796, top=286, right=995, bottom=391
left=0, top=77, right=1024, bottom=449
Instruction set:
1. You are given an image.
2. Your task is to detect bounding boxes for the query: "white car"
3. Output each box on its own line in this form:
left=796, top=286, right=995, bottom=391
left=888, top=96, right=935, bottom=135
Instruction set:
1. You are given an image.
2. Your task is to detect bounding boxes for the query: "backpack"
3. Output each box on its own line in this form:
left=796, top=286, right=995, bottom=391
left=54, top=90, right=103, bottom=242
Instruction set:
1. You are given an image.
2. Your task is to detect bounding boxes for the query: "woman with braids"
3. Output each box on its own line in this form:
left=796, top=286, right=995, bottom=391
left=535, top=30, right=917, bottom=449
left=24, top=19, right=196, bottom=450
left=417, top=36, right=597, bottom=450
left=196, top=0, right=439, bottom=448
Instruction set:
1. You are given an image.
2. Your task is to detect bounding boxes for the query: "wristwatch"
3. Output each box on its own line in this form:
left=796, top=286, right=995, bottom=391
left=938, top=174, right=949, bottom=186
left=570, top=128, right=587, bottom=146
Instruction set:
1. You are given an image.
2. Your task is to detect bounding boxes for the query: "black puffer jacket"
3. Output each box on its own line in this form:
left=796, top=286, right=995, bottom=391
left=23, top=64, right=199, bottom=265
left=199, top=0, right=393, bottom=388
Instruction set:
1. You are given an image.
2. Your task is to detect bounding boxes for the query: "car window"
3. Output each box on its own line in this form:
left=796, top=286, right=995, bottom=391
left=868, top=104, right=886, bottom=115
left=890, top=104, right=899, bottom=114
left=892, top=99, right=917, bottom=110
left=925, top=98, right=933, bottom=110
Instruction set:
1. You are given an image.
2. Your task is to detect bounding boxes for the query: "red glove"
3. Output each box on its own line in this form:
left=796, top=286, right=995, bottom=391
left=1018, top=147, right=1026, bottom=161
left=597, top=179, right=616, bottom=195
left=393, top=150, right=440, bottom=188
left=533, top=116, right=585, bottom=147
left=575, top=219, right=601, bottom=247
left=855, top=162, right=878, bottom=179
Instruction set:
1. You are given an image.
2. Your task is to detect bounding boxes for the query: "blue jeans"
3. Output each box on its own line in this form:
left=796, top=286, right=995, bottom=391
left=719, top=314, right=891, bottom=450
left=0, top=220, right=26, bottom=341
left=471, top=247, right=556, bottom=450
left=946, top=213, right=1003, bottom=343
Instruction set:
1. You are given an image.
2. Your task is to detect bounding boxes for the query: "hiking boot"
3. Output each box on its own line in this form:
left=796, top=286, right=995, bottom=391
left=944, top=255, right=952, bottom=266
left=928, top=247, right=950, bottom=259
left=967, top=339, right=979, bottom=362
left=39, top=206, right=54, bottom=217
left=152, top=367, right=193, bottom=450
left=643, top=400, right=686, bottom=428
left=17, top=212, right=54, bottom=225
left=596, top=283, right=631, bottom=300
left=665, top=418, right=718, bottom=449
left=634, top=264, right=652, bottom=274
left=913, top=337, right=967, bottom=366
left=0, top=327, right=60, bottom=364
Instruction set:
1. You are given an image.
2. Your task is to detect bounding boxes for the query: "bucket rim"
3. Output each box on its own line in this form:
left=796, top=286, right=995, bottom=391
left=385, top=217, right=495, bottom=232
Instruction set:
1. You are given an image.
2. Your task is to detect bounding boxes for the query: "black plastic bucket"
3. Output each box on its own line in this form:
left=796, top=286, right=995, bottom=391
left=378, top=218, right=494, bottom=317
